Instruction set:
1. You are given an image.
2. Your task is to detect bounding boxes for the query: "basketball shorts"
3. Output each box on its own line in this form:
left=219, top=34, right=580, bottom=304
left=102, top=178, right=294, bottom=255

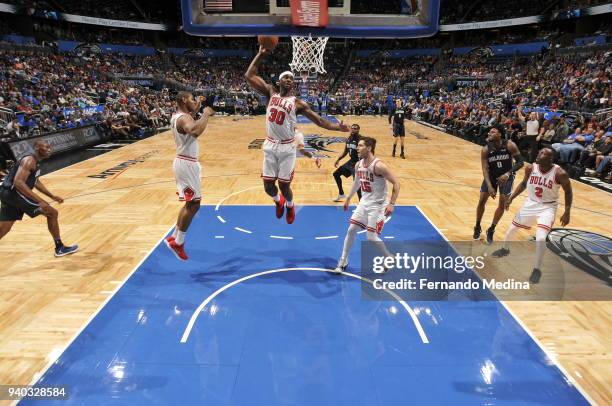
left=480, top=173, right=515, bottom=196
left=350, top=203, right=386, bottom=235
left=262, top=139, right=296, bottom=183
left=512, top=199, right=558, bottom=233
left=335, top=161, right=357, bottom=178
left=173, top=155, right=201, bottom=202
left=393, top=124, right=405, bottom=137
left=0, top=188, right=42, bottom=221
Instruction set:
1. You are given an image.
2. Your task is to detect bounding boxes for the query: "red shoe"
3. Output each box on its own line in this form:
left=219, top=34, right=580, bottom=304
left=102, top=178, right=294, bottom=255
left=286, top=204, right=295, bottom=224
left=165, top=235, right=175, bottom=243
left=166, top=239, right=188, bottom=261
left=275, top=195, right=286, bottom=219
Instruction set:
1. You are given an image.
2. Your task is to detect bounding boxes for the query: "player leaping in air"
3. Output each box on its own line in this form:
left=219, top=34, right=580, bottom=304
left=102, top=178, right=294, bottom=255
left=245, top=45, right=348, bottom=224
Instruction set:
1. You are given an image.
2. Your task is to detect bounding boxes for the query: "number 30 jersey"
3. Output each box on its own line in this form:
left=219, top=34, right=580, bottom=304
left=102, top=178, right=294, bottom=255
left=528, top=163, right=560, bottom=204
left=267, top=94, right=297, bottom=142
left=356, top=158, right=388, bottom=206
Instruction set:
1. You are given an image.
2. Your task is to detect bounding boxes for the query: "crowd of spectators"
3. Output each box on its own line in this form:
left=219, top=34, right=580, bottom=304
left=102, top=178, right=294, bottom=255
left=0, top=50, right=173, bottom=140
left=440, top=0, right=610, bottom=24
left=8, top=0, right=180, bottom=23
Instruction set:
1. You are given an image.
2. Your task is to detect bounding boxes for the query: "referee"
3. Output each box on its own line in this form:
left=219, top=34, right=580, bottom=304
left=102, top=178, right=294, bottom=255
left=333, top=124, right=362, bottom=202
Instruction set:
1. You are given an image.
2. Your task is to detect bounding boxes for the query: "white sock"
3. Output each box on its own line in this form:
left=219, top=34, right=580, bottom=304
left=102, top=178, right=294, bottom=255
left=340, top=224, right=360, bottom=264
left=172, top=225, right=178, bottom=238
left=534, top=226, right=549, bottom=270
left=176, top=230, right=186, bottom=245
left=272, top=195, right=280, bottom=202
left=367, top=231, right=393, bottom=258
left=286, top=200, right=294, bottom=208
left=502, top=224, right=521, bottom=249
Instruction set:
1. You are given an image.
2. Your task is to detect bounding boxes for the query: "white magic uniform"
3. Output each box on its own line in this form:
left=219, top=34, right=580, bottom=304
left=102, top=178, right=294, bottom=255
left=512, top=163, right=561, bottom=232
left=170, top=112, right=201, bottom=202
left=262, top=93, right=298, bottom=183
left=350, top=158, right=388, bottom=234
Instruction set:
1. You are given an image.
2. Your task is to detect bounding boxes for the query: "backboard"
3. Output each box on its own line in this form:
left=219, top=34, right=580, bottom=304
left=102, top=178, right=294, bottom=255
left=181, top=0, right=440, bottom=38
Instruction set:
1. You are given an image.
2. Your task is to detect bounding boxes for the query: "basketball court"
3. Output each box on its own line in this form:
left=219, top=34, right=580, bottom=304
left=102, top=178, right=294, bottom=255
left=1, top=0, right=611, bottom=405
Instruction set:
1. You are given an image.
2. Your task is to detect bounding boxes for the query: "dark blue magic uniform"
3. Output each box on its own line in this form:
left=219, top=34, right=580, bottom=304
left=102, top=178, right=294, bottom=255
left=480, top=140, right=515, bottom=195
left=391, top=108, right=406, bottom=137
left=0, top=154, right=43, bottom=221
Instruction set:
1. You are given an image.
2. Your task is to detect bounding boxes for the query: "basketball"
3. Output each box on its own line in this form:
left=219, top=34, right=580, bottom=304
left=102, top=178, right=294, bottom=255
left=258, top=35, right=279, bottom=50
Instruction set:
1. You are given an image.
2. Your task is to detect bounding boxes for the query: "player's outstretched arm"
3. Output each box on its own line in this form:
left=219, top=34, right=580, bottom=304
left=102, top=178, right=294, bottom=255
left=506, top=164, right=532, bottom=210
left=375, top=161, right=400, bottom=216
left=556, top=168, right=572, bottom=226
left=481, top=146, right=496, bottom=197
left=177, top=107, right=214, bottom=138
left=244, top=47, right=273, bottom=98
left=34, top=180, right=63, bottom=203
left=296, top=100, right=349, bottom=132
left=343, top=164, right=361, bottom=210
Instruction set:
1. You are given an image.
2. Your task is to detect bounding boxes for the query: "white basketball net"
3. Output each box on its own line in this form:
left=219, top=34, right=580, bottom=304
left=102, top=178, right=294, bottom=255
left=289, top=35, right=329, bottom=77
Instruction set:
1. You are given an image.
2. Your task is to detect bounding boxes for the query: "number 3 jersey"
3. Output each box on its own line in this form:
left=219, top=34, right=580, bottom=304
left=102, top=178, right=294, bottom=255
left=267, top=93, right=297, bottom=142
left=356, top=158, right=388, bottom=206
left=527, top=163, right=561, bottom=204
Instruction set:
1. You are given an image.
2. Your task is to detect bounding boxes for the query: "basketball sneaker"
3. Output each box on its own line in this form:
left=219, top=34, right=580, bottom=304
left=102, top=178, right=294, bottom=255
left=165, top=235, right=175, bottom=243
left=486, top=227, right=495, bottom=245
left=333, top=194, right=346, bottom=202
left=492, top=247, right=510, bottom=258
left=529, top=268, right=542, bottom=284
left=286, top=204, right=295, bottom=224
left=54, top=244, right=79, bottom=257
left=275, top=195, right=286, bottom=219
left=166, top=239, right=188, bottom=261
left=400, top=152, right=406, bottom=159
left=473, top=225, right=482, bottom=240
left=333, top=259, right=348, bottom=274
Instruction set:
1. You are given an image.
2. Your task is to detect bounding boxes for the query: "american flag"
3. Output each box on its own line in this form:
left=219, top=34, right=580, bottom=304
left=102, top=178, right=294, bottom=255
left=204, top=0, right=233, bottom=12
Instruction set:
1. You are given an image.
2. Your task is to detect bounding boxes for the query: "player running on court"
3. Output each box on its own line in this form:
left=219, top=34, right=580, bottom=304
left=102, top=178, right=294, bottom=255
left=0, top=140, right=78, bottom=257
left=334, top=137, right=400, bottom=274
left=245, top=45, right=348, bottom=224
left=492, top=148, right=573, bottom=283
left=333, top=123, right=362, bottom=202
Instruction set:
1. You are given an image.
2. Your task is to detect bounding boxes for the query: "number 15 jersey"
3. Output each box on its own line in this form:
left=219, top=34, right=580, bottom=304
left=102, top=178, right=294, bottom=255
left=356, top=158, right=388, bottom=206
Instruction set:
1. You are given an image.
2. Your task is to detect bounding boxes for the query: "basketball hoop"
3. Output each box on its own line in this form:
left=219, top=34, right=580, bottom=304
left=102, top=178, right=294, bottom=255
left=290, top=34, right=329, bottom=77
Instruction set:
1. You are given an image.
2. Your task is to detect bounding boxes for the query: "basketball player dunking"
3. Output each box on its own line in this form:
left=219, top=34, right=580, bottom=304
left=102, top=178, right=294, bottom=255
left=474, top=126, right=523, bottom=244
left=165, top=92, right=214, bottom=261
left=245, top=45, right=349, bottom=224
left=334, top=137, right=400, bottom=274
left=492, top=148, right=573, bottom=283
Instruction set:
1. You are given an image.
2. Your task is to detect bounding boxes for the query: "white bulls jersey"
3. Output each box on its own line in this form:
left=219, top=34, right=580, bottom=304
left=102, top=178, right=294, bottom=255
left=527, top=163, right=560, bottom=204
left=171, top=112, right=199, bottom=159
left=356, top=158, right=388, bottom=206
left=266, top=94, right=297, bottom=142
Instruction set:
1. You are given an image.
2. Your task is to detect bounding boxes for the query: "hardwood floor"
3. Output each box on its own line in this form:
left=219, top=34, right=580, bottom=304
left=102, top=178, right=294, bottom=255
left=0, top=116, right=610, bottom=405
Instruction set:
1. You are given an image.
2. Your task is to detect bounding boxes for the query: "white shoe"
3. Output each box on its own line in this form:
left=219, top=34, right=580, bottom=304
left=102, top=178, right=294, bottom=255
left=333, top=259, right=348, bottom=274
left=333, top=194, right=346, bottom=202
left=373, top=257, right=392, bottom=274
